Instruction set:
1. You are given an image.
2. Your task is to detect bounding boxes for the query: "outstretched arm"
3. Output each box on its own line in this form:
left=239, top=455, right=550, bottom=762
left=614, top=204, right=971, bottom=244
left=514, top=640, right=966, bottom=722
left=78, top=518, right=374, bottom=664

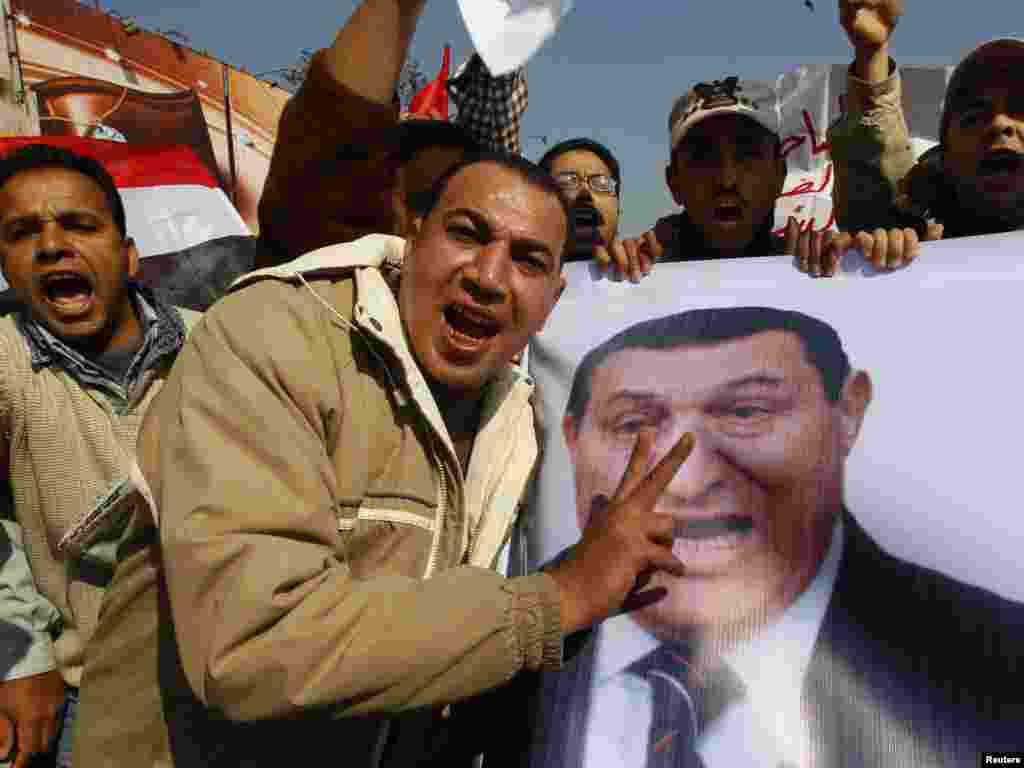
left=828, top=0, right=916, bottom=233
left=257, top=0, right=429, bottom=264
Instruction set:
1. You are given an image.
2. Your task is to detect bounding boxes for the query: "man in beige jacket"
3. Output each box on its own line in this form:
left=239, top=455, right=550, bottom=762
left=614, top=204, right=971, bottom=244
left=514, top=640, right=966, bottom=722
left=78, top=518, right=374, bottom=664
left=76, top=152, right=695, bottom=767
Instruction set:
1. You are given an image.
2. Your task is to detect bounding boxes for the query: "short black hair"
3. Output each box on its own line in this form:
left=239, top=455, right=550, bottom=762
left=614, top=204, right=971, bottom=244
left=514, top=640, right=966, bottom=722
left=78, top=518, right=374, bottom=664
left=0, top=143, right=127, bottom=238
left=565, top=306, right=851, bottom=424
left=539, top=137, right=622, bottom=195
left=418, top=150, right=573, bottom=267
left=396, top=120, right=481, bottom=168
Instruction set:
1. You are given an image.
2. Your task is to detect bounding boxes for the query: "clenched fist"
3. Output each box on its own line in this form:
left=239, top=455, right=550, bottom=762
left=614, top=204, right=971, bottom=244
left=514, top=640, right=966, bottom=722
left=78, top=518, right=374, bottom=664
left=839, top=0, right=904, bottom=51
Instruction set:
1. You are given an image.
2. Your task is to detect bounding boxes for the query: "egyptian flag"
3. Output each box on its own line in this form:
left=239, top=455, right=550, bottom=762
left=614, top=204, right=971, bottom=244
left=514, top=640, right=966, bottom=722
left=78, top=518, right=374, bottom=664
left=0, top=136, right=248, bottom=258
left=0, top=137, right=252, bottom=305
left=409, top=45, right=451, bottom=119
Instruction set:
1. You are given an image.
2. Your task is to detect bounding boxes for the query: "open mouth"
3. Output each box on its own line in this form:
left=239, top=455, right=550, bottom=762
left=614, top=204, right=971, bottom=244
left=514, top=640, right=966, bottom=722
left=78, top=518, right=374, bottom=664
left=571, top=205, right=605, bottom=247
left=443, top=303, right=499, bottom=344
left=979, top=149, right=1023, bottom=175
left=712, top=203, right=744, bottom=223
left=675, top=516, right=754, bottom=541
left=40, top=271, right=95, bottom=314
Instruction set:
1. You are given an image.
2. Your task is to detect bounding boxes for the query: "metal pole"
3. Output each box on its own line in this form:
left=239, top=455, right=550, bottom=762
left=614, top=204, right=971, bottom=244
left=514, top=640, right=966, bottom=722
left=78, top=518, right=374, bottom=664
left=222, top=62, right=238, bottom=207
left=4, top=0, right=28, bottom=120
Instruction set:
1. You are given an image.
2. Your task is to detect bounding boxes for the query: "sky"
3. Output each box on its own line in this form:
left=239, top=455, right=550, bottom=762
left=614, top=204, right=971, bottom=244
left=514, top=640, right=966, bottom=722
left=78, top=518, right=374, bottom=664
left=100, top=0, right=1022, bottom=235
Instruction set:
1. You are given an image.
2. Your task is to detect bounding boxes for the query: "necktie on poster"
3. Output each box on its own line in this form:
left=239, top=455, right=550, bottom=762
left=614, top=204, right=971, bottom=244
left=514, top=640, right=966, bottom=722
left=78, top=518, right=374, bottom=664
left=457, top=0, right=573, bottom=76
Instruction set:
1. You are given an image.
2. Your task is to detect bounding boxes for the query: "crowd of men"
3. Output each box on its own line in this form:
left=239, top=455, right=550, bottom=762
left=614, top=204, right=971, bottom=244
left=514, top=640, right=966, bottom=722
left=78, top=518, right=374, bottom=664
left=0, top=0, right=1020, bottom=766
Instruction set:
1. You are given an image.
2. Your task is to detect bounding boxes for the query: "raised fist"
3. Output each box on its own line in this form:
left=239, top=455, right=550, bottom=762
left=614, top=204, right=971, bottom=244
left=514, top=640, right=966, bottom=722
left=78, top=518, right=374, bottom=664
left=839, top=0, right=904, bottom=50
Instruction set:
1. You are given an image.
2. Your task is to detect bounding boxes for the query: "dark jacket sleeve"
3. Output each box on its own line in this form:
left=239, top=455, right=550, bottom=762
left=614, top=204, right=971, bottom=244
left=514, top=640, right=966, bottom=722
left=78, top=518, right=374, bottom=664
left=257, top=50, right=401, bottom=264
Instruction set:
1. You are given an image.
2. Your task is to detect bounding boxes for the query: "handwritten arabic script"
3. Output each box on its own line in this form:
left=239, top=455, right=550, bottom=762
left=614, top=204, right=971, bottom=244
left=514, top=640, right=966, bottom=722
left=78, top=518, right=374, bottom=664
left=774, top=108, right=835, bottom=235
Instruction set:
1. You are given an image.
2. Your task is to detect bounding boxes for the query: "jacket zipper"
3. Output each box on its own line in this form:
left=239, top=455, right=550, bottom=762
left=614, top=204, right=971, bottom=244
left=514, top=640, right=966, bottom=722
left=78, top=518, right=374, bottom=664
left=466, top=498, right=487, bottom=564
left=424, top=444, right=447, bottom=579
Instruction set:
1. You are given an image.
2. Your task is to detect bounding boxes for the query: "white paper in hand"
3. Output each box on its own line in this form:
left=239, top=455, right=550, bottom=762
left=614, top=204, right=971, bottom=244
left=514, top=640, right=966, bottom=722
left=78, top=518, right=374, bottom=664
left=457, top=0, right=573, bottom=76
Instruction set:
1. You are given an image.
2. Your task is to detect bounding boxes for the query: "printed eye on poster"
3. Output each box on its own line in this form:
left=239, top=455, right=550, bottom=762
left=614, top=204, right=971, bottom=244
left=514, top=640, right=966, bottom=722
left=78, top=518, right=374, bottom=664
left=520, top=234, right=1024, bottom=768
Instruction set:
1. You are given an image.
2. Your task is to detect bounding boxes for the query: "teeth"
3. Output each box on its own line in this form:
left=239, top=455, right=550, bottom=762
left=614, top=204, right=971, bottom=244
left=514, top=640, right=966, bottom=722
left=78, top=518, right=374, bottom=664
left=675, top=517, right=753, bottom=539
left=44, top=273, right=92, bottom=301
left=446, top=305, right=495, bottom=341
left=451, top=306, right=495, bottom=330
left=674, top=532, right=747, bottom=552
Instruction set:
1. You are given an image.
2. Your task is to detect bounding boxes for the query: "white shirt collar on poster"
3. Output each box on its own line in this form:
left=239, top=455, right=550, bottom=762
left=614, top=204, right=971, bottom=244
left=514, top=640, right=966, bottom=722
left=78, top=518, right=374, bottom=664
left=584, top=518, right=845, bottom=768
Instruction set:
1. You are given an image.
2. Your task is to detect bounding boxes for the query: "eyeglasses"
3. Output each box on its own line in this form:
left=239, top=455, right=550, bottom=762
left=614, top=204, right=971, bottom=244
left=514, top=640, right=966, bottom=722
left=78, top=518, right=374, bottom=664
left=554, top=171, right=619, bottom=196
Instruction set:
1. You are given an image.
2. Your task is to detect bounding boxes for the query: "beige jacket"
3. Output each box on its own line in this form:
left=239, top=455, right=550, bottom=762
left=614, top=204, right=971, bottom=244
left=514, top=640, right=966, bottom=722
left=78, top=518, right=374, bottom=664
left=76, top=235, right=563, bottom=768
left=0, top=303, right=198, bottom=688
left=828, top=63, right=917, bottom=233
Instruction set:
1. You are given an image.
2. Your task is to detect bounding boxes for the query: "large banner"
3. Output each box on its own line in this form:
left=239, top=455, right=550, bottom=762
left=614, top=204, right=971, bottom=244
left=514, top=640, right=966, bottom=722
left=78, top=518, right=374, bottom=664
left=524, top=236, right=1024, bottom=767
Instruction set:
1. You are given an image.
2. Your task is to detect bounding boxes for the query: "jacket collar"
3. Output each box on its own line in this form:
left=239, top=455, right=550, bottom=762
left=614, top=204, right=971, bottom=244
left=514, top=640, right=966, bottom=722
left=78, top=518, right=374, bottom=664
left=16, top=280, right=186, bottom=401
left=348, top=261, right=535, bottom=487
left=232, top=234, right=535, bottom=483
left=228, top=234, right=406, bottom=292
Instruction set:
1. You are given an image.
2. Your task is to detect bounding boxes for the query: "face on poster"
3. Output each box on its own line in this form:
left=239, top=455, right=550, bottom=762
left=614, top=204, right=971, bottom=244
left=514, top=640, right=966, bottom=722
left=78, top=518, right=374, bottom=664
left=529, top=233, right=1024, bottom=605
left=524, top=232, right=1024, bottom=768
left=561, top=307, right=866, bottom=638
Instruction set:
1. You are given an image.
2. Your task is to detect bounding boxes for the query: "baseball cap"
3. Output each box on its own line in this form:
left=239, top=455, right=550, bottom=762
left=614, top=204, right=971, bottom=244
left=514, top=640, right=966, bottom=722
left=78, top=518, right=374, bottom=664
left=941, top=37, right=1024, bottom=141
left=668, top=76, right=781, bottom=153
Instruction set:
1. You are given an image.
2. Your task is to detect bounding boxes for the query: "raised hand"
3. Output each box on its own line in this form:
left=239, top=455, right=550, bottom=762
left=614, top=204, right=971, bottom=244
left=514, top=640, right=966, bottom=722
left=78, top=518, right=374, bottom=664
left=839, top=0, right=903, bottom=51
left=593, top=231, right=662, bottom=282
left=548, top=430, right=694, bottom=634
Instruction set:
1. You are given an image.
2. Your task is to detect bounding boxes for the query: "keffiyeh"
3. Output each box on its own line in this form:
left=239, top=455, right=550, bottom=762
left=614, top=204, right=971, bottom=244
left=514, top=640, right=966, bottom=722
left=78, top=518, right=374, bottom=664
left=447, top=54, right=528, bottom=156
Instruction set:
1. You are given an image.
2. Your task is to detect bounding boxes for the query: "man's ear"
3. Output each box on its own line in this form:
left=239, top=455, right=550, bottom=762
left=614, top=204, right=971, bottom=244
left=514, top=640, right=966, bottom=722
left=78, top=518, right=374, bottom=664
left=563, top=413, right=579, bottom=458
left=773, top=151, right=788, bottom=199
left=402, top=221, right=421, bottom=265
left=563, top=413, right=592, bottom=532
left=408, top=214, right=424, bottom=239
left=837, top=370, right=872, bottom=458
left=391, top=166, right=411, bottom=236
left=124, top=238, right=139, bottom=278
left=665, top=162, right=684, bottom=206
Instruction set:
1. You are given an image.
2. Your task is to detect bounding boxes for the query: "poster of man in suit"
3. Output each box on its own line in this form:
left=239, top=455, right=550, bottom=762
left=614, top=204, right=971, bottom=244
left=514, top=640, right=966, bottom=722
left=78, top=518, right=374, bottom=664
left=518, top=242, right=1024, bottom=768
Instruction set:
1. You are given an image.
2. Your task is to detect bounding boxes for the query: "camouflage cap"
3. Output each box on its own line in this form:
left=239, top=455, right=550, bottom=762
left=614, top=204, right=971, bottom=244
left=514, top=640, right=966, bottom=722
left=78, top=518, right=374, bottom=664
left=668, top=76, right=781, bottom=153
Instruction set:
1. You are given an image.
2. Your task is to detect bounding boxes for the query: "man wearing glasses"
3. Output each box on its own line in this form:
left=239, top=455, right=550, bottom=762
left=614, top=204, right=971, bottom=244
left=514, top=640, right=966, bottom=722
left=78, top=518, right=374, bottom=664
left=539, top=139, right=659, bottom=282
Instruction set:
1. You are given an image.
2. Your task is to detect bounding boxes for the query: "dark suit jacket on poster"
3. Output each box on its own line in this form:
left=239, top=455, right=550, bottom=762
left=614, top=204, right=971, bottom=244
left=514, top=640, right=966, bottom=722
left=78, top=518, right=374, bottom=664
left=514, top=513, right=1024, bottom=768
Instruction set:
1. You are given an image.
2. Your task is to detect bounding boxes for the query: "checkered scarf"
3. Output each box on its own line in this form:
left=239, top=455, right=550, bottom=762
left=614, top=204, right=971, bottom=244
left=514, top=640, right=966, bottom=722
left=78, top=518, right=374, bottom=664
left=447, top=54, right=528, bottom=156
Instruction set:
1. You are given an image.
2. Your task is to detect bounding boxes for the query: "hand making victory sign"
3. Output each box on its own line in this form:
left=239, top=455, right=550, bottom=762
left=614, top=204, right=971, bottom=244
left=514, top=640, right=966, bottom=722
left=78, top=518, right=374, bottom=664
left=548, top=430, right=695, bottom=633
